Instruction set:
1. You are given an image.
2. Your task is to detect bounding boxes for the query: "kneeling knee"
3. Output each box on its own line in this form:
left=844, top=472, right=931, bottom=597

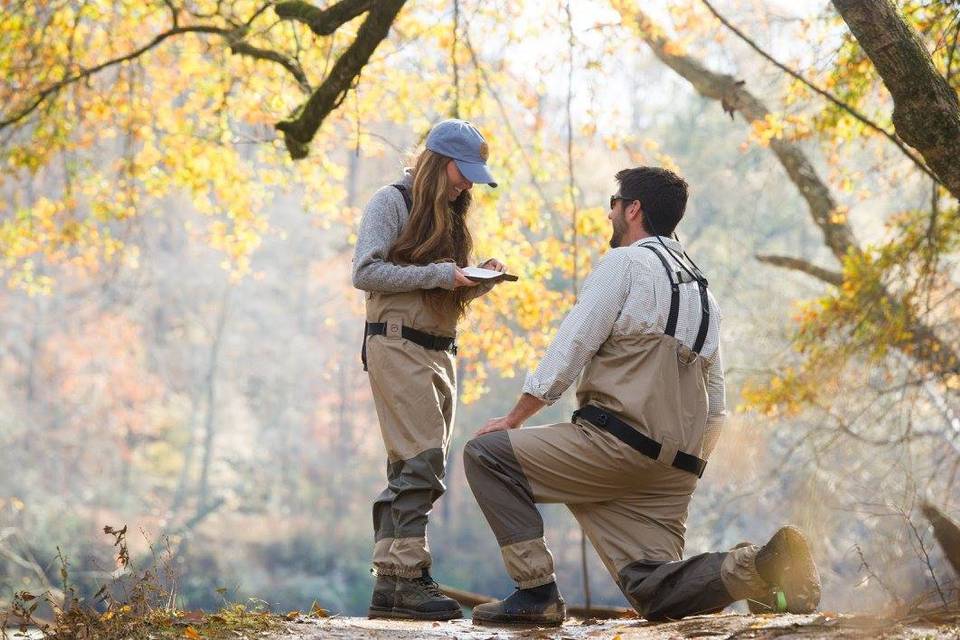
left=462, top=438, right=484, bottom=474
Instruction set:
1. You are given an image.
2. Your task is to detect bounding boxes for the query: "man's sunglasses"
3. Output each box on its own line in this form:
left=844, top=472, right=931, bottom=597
left=610, top=194, right=638, bottom=209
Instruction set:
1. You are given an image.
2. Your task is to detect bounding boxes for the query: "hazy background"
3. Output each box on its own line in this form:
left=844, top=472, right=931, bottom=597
left=1, top=0, right=957, bottom=617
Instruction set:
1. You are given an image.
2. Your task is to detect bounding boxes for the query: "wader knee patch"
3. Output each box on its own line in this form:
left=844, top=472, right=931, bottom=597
left=391, top=448, right=447, bottom=538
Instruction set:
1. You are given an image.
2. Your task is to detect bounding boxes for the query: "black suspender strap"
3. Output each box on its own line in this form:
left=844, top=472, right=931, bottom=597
left=360, top=183, right=412, bottom=371
left=642, top=242, right=712, bottom=354
left=391, top=183, right=412, bottom=212
left=361, top=325, right=370, bottom=371
left=642, top=245, right=681, bottom=338
left=692, top=277, right=711, bottom=354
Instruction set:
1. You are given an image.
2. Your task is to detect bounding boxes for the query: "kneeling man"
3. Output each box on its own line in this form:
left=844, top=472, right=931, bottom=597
left=463, top=166, right=820, bottom=625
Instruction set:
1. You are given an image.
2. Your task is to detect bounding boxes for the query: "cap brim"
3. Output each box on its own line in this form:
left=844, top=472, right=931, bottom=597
left=455, top=159, right=497, bottom=188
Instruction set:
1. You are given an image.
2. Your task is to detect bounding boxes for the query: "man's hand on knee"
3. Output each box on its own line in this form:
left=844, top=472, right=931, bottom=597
left=476, top=393, right=547, bottom=436
left=476, top=416, right=520, bottom=436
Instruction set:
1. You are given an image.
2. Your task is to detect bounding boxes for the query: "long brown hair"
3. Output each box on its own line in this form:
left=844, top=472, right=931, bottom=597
left=388, top=149, right=474, bottom=321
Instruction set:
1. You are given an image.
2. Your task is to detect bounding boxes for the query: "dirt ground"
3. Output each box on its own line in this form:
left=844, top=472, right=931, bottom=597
left=269, top=612, right=960, bottom=639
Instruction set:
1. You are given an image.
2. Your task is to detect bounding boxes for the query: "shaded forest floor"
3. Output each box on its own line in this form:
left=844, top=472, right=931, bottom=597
left=267, top=611, right=960, bottom=639
left=8, top=609, right=960, bottom=639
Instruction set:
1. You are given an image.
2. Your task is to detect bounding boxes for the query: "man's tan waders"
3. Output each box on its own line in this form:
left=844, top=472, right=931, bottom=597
left=364, top=290, right=458, bottom=579
left=464, top=246, right=765, bottom=620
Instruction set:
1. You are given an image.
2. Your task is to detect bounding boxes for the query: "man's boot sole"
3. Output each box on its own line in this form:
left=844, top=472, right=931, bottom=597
left=368, top=606, right=463, bottom=621
left=367, top=605, right=394, bottom=619
left=472, top=606, right=566, bottom=627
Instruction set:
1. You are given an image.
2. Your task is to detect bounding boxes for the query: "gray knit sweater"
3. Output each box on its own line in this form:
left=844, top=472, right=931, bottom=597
left=352, top=171, right=456, bottom=292
left=352, top=171, right=494, bottom=298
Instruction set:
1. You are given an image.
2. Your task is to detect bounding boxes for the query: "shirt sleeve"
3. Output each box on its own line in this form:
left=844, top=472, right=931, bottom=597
left=701, top=343, right=727, bottom=459
left=351, top=186, right=456, bottom=292
left=522, top=250, right=632, bottom=404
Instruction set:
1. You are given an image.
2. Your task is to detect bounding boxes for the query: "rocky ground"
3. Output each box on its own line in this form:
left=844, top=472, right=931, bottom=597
left=267, top=611, right=960, bottom=639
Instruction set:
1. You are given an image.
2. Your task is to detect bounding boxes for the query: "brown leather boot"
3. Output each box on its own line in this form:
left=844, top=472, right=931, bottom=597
left=367, top=574, right=399, bottom=618
left=380, top=570, right=462, bottom=621
left=753, top=526, right=821, bottom=614
left=472, top=581, right=566, bottom=627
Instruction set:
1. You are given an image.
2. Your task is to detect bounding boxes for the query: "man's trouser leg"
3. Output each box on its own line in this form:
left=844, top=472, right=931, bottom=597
left=464, top=420, right=767, bottom=620
left=367, top=338, right=456, bottom=578
left=568, top=502, right=765, bottom=619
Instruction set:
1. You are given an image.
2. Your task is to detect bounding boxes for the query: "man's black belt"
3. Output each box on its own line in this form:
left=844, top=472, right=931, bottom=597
left=572, top=404, right=707, bottom=478
left=362, top=322, right=457, bottom=371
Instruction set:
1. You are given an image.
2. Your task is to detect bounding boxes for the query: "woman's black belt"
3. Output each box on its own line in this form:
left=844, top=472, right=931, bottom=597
left=361, top=322, right=457, bottom=370
left=572, top=404, right=707, bottom=477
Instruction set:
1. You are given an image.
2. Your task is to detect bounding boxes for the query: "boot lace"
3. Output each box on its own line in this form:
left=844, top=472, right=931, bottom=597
left=416, top=574, right=446, bottom=598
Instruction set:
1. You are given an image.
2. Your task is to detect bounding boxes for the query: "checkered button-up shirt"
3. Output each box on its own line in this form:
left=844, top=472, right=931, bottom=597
left=522, top=236, right=726, bottom=456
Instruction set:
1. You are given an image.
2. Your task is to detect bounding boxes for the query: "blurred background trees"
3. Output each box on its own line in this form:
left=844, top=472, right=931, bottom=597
left=1, top=0, right=958, bottom=616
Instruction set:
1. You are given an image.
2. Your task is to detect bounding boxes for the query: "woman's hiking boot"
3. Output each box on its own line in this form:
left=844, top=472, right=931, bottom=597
left=369, top=570, right=462, bottom=620
left=367, top=574, right=398, bottom=618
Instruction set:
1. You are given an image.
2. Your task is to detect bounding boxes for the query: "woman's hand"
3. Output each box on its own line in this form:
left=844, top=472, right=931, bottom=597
left=479, top=258, right=506, bottom=273
left=453, top=267, right=481, bottom=288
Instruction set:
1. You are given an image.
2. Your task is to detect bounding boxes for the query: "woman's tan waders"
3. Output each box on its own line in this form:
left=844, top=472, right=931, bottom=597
left=365, top=290, right=458, bottom=579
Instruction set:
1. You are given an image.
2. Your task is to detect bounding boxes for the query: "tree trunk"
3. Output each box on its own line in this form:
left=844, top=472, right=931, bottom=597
left=833, top=0, right=960, bottom=202
left=198, top=284, right=232, bottom=508
left=921, top=502, right=960, bottom=580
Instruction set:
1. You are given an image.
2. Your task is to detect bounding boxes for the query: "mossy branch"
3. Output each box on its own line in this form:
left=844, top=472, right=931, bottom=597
left=274, top=0, right=373, bottom=36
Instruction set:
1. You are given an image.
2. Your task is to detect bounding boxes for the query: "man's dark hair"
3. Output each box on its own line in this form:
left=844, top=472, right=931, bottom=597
left=615, top=166, right=688, bottom=236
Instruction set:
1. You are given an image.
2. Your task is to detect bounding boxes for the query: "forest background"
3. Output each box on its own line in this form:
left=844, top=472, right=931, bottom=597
left=2, top=0, right=959, bottom=619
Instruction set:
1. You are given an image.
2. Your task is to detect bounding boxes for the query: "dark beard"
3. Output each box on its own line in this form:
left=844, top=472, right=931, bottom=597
left=609, top=212, right=627, bottom=248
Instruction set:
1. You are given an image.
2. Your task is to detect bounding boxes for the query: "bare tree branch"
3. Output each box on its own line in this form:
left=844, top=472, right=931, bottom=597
left=700, top=0, right=940, bottom=184
left=945, top=17, right=960, bottom=86
left=461, top=31, right=560, bottom=236
left=627, top=9, right=857, bottom=259
left=0, top=24, right=229, bottom=132
left=228, top=40, right=311, bottom=93
left=274, top=0, right=372, bottom=37
left=0, top=3, right=357, bottom=140
left=755, top=254, right=843, bottom=285
left=275, top=0, right=405, bottom=159
left=833, top=0, right=960, bottom=202
left=162, top=0, right=179, bottom=27
left=620, top=7, right=960, bottom=378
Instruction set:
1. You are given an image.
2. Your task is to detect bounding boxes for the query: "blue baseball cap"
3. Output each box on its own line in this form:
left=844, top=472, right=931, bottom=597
left=425, top=119, right=497, bottom=188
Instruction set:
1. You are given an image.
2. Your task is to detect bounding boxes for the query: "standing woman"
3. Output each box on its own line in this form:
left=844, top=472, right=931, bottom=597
left=352, top=120, right=504, bottom=620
